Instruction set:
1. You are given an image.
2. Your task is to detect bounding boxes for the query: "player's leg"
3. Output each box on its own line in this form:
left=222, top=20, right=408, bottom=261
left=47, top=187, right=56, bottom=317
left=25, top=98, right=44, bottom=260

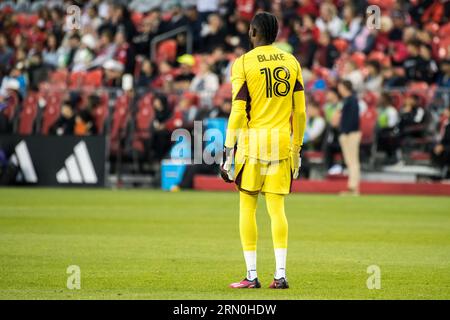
left=265, top=192, right=289, bottom=289
left=230, top=190, right=261, bottom=288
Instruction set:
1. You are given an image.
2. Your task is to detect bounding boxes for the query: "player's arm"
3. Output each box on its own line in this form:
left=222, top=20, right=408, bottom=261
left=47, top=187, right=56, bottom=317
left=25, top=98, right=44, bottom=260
left=224, top=56, right=248, bottom=149
left=291, top=60, right=307, bottom=178
left=221, top=56, right=248, bottom=183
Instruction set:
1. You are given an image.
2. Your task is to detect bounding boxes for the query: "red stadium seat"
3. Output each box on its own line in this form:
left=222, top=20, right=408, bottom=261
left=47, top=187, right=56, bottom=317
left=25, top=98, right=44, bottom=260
left=213, top=82, right=232, bottom=107
left=110, top=93, right=131, bottom=155
left=137, top=92, right=154, bottom=111
left=333, top=38, right=349, bottom=53
left=49, top=69, right=68, bottom=84
left=92, top=92, right=109, bottom=134
left=132, top=94, right=155, bottom=153
left=40, top=93, right=63, bottom=135
left=84, top=69, right=103, bottom=88
left=156, top=40, right=177, bottom=64
left=18, top=92, right=39, bottom=135
left=351, top=52, right=366, bottom=69
left=360, top=106, right=378, bottom=145
left=69, top=72, right=86, bottom=89
left=3, top=90, right=19, bottom=122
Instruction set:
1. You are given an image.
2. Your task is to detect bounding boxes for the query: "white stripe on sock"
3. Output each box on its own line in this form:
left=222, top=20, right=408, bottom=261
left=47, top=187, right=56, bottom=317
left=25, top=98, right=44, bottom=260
left=274, top=248, right=287, bottom=279
left=243, top=250, right=257, bottom=280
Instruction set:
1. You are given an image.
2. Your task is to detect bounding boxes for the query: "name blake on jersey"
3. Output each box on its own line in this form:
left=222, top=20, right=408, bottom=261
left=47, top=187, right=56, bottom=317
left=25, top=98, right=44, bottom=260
left=257, top=53, right=285, bottom=63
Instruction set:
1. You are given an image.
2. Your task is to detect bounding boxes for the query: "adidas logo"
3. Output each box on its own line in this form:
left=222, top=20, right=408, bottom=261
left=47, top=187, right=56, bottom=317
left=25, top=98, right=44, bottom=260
left=9, top=141, right=38, bottom=183
left=56, top=141, right=98, bottom=184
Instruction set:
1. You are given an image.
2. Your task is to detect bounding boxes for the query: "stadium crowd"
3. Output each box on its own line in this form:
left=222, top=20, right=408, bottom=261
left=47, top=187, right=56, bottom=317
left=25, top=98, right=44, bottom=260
left=0, top=0, right=450, bottom=182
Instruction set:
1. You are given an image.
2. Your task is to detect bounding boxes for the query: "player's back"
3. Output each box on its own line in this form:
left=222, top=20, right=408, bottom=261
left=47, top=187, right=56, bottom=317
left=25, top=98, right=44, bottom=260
left=235, top=45, right=302, bottom=161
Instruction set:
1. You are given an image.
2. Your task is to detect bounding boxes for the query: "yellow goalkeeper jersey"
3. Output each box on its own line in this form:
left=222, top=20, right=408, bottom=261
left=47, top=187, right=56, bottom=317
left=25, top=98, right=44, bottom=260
left=224, top=44, right=307, bottom=162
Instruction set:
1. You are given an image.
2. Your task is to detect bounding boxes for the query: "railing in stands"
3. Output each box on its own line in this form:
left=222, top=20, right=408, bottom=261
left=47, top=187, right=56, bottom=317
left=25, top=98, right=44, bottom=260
left=150, top=26, right=193, bottom=62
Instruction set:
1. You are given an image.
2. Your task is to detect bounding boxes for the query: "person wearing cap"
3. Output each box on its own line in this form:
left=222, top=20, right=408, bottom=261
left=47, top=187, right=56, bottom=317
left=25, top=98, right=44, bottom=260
left=174, top=54, right=195, bottom=91
left=103, top=59, right=124, bottom=88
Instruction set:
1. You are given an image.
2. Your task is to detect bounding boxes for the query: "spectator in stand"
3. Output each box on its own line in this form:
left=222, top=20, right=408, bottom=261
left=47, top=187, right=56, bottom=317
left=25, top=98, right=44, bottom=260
left=197, top=0, right=219, bottom=23
left=1, top=64, right=27, bottom=98
left=114, top=29, right=134, bottom=74
left=337, top=80, right=361, bottom=195
left=59, top=33, right=81, bottom=69
left=71, top=33, right=95, bottom=72
left=171, top=92, right=199, bottom=131
left=185, top=5, right=202, bottom=52
left=351, top=23, right=376, bottom=54
left=90, top=31, right=116, bottom=70
left=364, top=60, right=383, bottom=93
left=432, top=105, right=450, bottom=179
left=376, top=93, right=400, bottom=165
left=304, top=101, right=326, bottom=151
left=226, top=19, right=251, bottom=51
left=189, top=61, right=219, bottom=108
left=42, top=33, right=60, bottom=69
left=315, top=2, right=343, bottom=38
left=200, top=13, right=227, bottom=53
left=301, top=101, right=326, bottom=178
left=81, top=4, right=103, bottom=33
left=166, top=3, right=189, bottom=31
left=340, top=5, right=362, bottom=42
left=289, top=16, right=319, bottom=69
left=403, top=40, right=423, bottom=82
left=75, top=107, right=97, bottom=136
left=102, top=59, right=124, bottom=88
left=50, top=101, right=75, bottom=136
left=174, top=54, right=196, bottom=91
left=437, top=59, right=450, bottom=108
left=382, top=65, right=407, bottom=88
left=27, top=53, right=49, bottom=91
left=438, top=60, right=450, bottom=88
left=419, top=43, right=438, bottom=84
left=389, top=10, right=406, bottom=42
left=315, top=30, right=339, bottom=69
left=399, top=93, right=430, bottom=142
left=210, top=46, right=230, bottom=83
left=149, top=94, right=173, bottom=162
left=152, top=60, right=175, bottom=92
left=132, top=10, right=161, bottom=57
left=98, top=3, right=136, bottom=43
left=342, top=60, right=364, bottom=93
left=136, top=58, right=157, bottom=88
left=0, top=33, right=13, bottom=68
left=323, top=88, right=343, bottom=173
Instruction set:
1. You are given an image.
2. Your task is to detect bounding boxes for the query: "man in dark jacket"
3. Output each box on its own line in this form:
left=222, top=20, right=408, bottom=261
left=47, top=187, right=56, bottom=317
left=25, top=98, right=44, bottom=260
left=432, top=106, right=450, bottom=179
left=337, top=80, right=361, bottom=195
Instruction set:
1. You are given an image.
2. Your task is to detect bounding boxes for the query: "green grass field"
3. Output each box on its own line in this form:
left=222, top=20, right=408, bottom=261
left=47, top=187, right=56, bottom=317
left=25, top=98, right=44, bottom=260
left=0, top=188, right=449, bottom=300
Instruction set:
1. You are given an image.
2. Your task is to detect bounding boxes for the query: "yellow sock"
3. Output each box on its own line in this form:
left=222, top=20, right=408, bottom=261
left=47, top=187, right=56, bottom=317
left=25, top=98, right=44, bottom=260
left=239, top=191, right=258, bottom=251
left=265, top=193, right=288, bottom=249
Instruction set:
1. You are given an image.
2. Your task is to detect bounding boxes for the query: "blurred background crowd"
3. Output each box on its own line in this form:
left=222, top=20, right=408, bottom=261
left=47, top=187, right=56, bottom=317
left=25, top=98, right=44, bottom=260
left=0, top=0, right=450, bottom=186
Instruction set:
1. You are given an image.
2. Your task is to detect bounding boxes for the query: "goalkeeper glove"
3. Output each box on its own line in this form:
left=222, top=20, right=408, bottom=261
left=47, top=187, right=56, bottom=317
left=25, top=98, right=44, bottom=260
left=290, top=147, right=302, bottom=179
left=220, top=147, right=234, bottom=183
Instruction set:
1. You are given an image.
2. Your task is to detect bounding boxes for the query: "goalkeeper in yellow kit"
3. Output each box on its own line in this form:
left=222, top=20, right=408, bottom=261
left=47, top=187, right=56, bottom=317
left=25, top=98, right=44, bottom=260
left=221, top=12, right=306, bottom=289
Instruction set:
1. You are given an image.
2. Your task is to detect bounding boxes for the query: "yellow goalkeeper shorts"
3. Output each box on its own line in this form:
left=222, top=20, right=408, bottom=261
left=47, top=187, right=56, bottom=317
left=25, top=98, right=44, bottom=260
left=234, top=156, right=292, bottom=195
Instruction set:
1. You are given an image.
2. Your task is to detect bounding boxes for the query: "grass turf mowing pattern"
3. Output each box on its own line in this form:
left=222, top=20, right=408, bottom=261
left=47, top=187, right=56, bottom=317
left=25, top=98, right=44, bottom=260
left=0, top=188, right=449, bottom=300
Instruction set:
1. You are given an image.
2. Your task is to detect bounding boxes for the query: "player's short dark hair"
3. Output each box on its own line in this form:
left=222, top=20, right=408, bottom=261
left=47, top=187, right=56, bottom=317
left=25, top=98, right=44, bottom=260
left=251, top=12, right=279, bottom=44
